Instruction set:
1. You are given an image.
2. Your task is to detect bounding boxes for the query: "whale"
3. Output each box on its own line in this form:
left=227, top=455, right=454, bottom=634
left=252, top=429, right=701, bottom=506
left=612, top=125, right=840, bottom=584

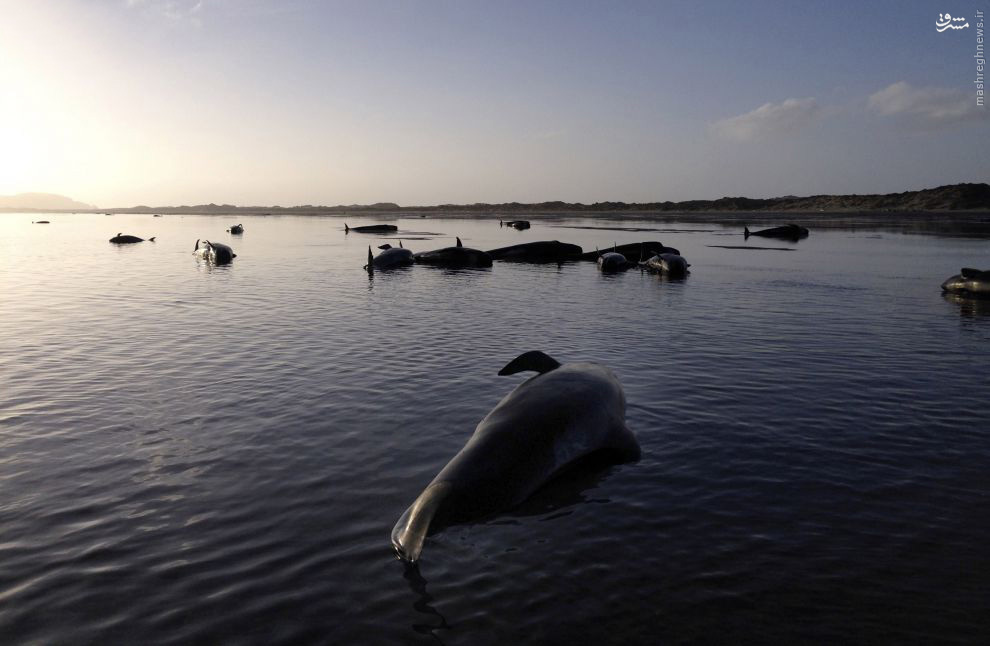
left=365, top=241, right=414, bottom=271
left=941, top=267, right=990, bottom=296
left=414, top=237, right=493, bottom=268
left=640, top=252, right=690, bottom=277
left=579, top=241, right=680, bottom=261
left=110, top=233, right=155, bottom=244
left=228, top=223, right=244, bottom=234
left=345, top=223, right=398, bottom=233
left=744, top=224, right=809, bottom=240
left=32, top=220, right=50, bottom=224
left=597, top=250, right=634, bottom=272
left=193, top=239, right=236, bottom=264
left=486, top=240, right=583, bottom=263
left=391, top=350, right=640, bottom=563
left=500, top=219, right=531, bottom=230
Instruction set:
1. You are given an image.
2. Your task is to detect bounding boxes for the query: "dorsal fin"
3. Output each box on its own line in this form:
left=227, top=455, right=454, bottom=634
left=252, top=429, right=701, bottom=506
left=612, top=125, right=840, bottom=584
left=456, top=237, right=463, bottom=247
left=399, top=240, right=404, bottom=249
left=117, top=232, right=121, bottom=237
left=345, top=223, right=350, bottom=232
left=149, top=236, right=156, bottom=242
left=194, top=239, right=200, bottom=251
left=498, top=350, right=562, bottom=376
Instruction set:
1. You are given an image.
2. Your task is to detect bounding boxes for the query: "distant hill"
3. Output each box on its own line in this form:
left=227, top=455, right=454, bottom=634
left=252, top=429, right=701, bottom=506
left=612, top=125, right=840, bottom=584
left=0, top=192, right=95, bottom=211
left=102, top=183, right=988, bottom=214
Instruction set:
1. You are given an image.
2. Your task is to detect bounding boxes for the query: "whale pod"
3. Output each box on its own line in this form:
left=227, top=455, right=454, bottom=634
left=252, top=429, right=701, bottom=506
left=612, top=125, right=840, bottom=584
left=391, top=351, right=639, bottom=562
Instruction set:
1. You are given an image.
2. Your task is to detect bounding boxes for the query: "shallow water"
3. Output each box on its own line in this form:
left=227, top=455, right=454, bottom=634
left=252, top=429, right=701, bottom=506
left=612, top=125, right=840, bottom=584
left=1, top=212, right=988, bottom=644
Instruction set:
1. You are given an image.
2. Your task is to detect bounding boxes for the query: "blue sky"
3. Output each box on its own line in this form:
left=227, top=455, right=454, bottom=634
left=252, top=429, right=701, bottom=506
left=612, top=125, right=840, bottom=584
left=1, top=0, right=986, bottom=206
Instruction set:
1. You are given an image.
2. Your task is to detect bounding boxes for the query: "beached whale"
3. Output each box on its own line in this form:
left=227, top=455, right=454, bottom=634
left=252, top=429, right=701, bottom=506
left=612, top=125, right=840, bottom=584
left=640, top=252, right=690, bottom=277
left=110, top=233, right=155, bottom=244
left=193, top=239, right=236, bottom=264
left=414, top=237, right=493, bottom=268
left=391, top=350, right=640, bottom=563
left=500, top=219, right=531, bottom=230
left=744, top=224, right=809, bottom=240
left=345, top=223, right=398, bottom=233
left=597, top=250, right=635, bottom=272
left=579, top=241, right=680, bottom=261
left=365, top=241, right=414, bottom=271
left=941, top=268, right=990, bottom=296
left=486, top=240, right=583, bottom=263
left=227, top=223, right=244, bottom=234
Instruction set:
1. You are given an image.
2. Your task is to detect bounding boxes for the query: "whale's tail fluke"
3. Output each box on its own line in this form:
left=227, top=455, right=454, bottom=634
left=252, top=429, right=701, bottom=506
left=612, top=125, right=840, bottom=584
left=391, top=481, right=452, bottom=563
left=498, top=350, right=562, bottom=376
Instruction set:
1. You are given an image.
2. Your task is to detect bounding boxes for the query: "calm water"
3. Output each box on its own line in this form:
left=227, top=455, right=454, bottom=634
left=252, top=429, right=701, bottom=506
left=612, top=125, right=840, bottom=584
left=1, top=212, right=988, bottom=644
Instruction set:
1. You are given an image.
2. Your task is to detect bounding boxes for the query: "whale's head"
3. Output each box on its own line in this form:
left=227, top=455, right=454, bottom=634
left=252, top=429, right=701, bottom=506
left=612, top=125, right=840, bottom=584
left=391, top=481, right=453, bottom=563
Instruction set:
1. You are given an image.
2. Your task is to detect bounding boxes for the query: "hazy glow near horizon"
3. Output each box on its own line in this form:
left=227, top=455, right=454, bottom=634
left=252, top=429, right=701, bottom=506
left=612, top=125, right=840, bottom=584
left=1, top=0, right=987, bottom=208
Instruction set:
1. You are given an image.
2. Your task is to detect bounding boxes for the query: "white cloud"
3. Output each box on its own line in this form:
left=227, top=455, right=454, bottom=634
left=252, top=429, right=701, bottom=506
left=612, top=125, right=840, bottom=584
left=867, top=81, right=986, bottom=124
left=710, top=98, right=820, bottom=142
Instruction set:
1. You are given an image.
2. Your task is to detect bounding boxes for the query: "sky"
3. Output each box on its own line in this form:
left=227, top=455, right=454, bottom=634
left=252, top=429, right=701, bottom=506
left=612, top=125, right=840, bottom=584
left=0, top=0, right=987, bottom=207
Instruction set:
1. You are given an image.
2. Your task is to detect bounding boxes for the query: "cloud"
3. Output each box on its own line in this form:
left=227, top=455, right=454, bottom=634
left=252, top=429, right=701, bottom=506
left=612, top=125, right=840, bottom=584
left=710, top=98, right=820, bottom=142
left=867, top=81, right=986, bottom=125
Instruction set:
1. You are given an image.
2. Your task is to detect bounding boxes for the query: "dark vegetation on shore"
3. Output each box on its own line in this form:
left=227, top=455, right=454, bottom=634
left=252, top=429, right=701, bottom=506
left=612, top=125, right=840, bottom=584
left=3, top=183, right=988, bottom=215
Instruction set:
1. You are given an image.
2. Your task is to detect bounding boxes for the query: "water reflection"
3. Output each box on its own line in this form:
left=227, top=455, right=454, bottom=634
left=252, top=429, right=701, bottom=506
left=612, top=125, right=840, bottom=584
left=942, top=292, right=990, bottom=317
left=402, top=563, right=450, bottom=644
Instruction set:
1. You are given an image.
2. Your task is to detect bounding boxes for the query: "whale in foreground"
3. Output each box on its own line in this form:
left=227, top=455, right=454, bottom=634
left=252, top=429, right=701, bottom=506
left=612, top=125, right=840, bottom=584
left=414, top=237, right=493, bottom=268
left=365, top=241, right=414, bottom=271
left=941, top=267, right=990, bottom=296
left=193, top=239, right=236, bottom=264
left=391, top=350, right=640, bottom=563
left=110, top=233, right=155, bottom=244
left=486, top=240, right=583, bottom=263
left=640, top=251, right=690, bottom=277
left=744, top=224, right=809, bottom=240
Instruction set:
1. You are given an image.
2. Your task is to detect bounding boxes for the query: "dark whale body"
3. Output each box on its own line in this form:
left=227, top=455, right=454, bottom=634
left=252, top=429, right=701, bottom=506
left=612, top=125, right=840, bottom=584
left=941, top=267, right=990, bottom=296
left=486, top=241, right=583, bottom=263
left=345, top=223, right=398, bottom=233
left=414, top=237, right=493, bottom=268
left=228, top=223, right=244, bottom=234
left=597, top=251, right=634, bottom=272
left=641, top=252, right=690, bottom=277
left=500, top=219, right=531, bottom=230
left=578, top=242, right=679, bottom=261
left=744, top=224, right=809, bottom=240
left=391, top=350, right=639, bottom=563
left=110, top=233, right=156, bottom=244
left=193, top=239, right=236, bottom=264
left=365, top=242, right=414, bottom=271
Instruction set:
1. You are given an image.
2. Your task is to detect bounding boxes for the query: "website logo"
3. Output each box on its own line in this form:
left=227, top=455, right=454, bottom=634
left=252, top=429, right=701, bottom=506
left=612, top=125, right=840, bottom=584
left=937, top=13, right=970, bottom=32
